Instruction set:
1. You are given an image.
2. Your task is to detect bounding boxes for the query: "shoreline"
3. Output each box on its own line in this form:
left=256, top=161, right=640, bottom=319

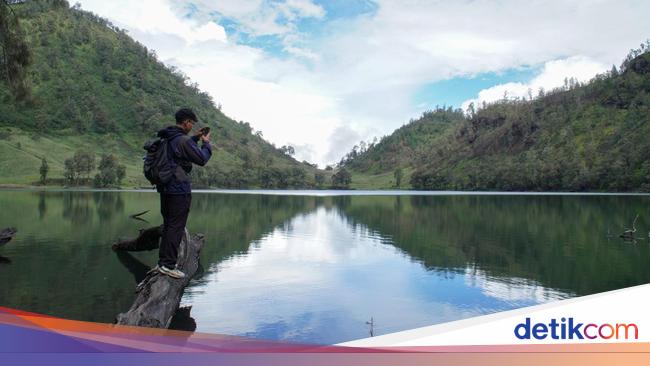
left=1, top=186, right=649, bottom=196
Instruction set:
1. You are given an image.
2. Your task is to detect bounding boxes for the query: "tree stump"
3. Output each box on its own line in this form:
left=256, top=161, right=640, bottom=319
left=115, top=229, right=204, bottom=329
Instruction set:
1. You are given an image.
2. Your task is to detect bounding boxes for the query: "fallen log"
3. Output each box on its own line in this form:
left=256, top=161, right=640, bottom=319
left=0, top=227, right=17, bottom=246
left=116, top=229, right=204, bottom=328
left=112, top=226, right=162, bottom=251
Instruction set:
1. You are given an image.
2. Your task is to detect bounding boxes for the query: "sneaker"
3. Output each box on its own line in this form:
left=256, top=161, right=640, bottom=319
left=158, top=265, right=186, bottom=279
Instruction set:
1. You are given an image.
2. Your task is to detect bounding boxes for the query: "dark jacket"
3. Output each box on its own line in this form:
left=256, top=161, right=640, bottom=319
left=156, top=126, right=212, bottom=194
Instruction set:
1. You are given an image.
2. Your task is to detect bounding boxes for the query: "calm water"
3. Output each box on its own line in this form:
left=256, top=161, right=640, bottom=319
left=1, top=190, right=649, bottom=344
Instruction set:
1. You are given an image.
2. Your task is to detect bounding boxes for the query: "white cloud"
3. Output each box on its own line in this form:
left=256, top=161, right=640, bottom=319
left=461, top=56, right=610, bottom=111
left=464, top=266, right=571, bottom=303
left=76, top=0, right=227, bottom=44
left=73, top=0, right=650, bottom=166
left=325, top=126, right=362, bottom=164
left=176, top=0, right=325, bottom=36
left=278, top=0, right=326, bottom=20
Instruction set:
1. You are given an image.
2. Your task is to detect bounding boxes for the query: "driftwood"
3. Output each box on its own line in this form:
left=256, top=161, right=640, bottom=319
left=0, top=227, right=17, bottom=246
left=129, top=210, right=150, bottom=219
left=115, top=248, right=198, bottom=331
left=115, top=229, right=204, bottom=328
left=112, top=226, right=162, bottom=251
left=620, top=214, right=639, bottom=241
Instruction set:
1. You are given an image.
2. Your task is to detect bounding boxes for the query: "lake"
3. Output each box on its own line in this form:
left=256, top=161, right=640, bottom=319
left=0, top=190, right=649, bottom=344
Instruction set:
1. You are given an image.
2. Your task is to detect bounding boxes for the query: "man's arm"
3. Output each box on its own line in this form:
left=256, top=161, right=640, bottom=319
left=179, top=137, right=212, bottom=166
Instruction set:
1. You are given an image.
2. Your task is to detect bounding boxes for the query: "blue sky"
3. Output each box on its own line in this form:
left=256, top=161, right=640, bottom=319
left=77, top=0, right=649, bottom=166
left=207, top=0, right=378, bottom=59
left=414, top=66, right=540, bottom=110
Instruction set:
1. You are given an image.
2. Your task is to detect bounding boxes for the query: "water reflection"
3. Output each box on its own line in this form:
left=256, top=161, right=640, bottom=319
left=94, top=191, right=124, bottom=222
left=183, top=206, right=575, bottom=344
left=115, top=251, right=151, bottom=284
left=62, top=192, right=94, bottom=225
left=168, top=306, right=197, bottom=332
left=0, top=191, right=649, bottom=344
left=38, top=192, right=47, bottom=220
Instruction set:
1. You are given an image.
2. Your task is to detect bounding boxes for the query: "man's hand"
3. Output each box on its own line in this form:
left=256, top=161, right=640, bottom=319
left=201, top=132, right=211, bottom=143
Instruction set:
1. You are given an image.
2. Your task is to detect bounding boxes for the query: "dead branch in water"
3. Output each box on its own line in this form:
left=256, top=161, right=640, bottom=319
left=129, top=210, right=150, bottom=223
left=620, top=214, right=640, bottom=241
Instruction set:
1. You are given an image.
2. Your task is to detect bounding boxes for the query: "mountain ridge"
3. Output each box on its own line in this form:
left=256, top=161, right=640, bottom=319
left=340, top=45, right=650, bottom=191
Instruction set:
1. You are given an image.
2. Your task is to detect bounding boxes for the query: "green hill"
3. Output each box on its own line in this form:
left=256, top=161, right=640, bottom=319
left=4, top=1, right=648, bottom=192
left=342, top=45, right=650, bottom=192
left=0, top=0, right=318, bottom=188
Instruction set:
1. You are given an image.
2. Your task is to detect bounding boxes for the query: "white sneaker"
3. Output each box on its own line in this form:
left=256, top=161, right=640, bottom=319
left=158, top=265, right=186, bottom=279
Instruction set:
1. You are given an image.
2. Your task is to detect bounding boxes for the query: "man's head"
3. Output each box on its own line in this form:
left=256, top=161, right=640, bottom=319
left=175, top=108, right=198, bottom=133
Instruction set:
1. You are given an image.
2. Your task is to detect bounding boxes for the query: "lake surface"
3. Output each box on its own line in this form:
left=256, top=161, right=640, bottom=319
left=1, top=190, right=649, bottom=344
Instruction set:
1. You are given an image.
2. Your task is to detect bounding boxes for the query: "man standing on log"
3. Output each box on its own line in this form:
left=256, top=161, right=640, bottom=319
left=155, top=108, right=212, bottom=278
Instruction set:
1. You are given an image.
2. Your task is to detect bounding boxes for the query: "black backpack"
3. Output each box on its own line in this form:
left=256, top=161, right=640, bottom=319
left=143, top=137, right=176, bottom=186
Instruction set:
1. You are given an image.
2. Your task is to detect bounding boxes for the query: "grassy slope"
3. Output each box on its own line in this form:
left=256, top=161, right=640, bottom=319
left=348, top=168, right=416, bottom=190
left=0, top=128, right=147, bottom=186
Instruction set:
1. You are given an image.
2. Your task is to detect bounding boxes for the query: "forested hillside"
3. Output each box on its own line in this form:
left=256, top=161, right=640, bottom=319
left=341, top=45, right=650, bottom=192
left=0, top=0, right=317, bottom=188
left=3, top=1, right=649, bottom=191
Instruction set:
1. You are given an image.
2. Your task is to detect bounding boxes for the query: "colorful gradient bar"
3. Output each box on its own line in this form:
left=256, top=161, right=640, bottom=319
left=1, top=306, right=650, bottom=365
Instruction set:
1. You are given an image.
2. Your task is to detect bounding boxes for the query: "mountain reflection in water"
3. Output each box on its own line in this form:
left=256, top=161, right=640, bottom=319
left=0, top=191, right=649, bottom=344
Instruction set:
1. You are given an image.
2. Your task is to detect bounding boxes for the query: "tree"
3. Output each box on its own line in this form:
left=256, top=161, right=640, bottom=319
left=315, top=172, right=325, bottom=187
left=73, top=150, right=95, bottom=181
left=466, top=102, right=476, bottom=117
left=39, top=158, right=48, bottom=184
left=0, top=1, right=32, bottom=100
left=116, top=164, right=126, bottom=185
left=64, top=158, right=76, bottom=184
left=62, top=150, right=96, bottom=185
left=280, top=145, right=295, bottom=156
left=331, top=168, right=351, bottom=189
left=394, top=168, right=403, bottom=187
left=94, top=154, right=126, bottom=187
left=288, top=167, right=306, bottom=187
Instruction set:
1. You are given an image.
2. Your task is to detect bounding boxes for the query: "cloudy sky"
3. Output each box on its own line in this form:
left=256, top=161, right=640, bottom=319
left=75, top=0, right=650, bottom=166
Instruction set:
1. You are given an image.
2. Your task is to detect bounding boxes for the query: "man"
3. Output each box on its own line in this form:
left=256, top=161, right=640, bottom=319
left=156, top=108, right=211, bottom=278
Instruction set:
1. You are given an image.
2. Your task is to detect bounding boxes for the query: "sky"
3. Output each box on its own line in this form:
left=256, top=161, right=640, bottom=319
left=74, top=0, right=650, bottom=167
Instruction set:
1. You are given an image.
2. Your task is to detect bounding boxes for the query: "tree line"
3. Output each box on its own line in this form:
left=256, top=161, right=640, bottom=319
left=191, top=164, right=352, bottom=189
left=39, top=149, right=126, bottom=187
